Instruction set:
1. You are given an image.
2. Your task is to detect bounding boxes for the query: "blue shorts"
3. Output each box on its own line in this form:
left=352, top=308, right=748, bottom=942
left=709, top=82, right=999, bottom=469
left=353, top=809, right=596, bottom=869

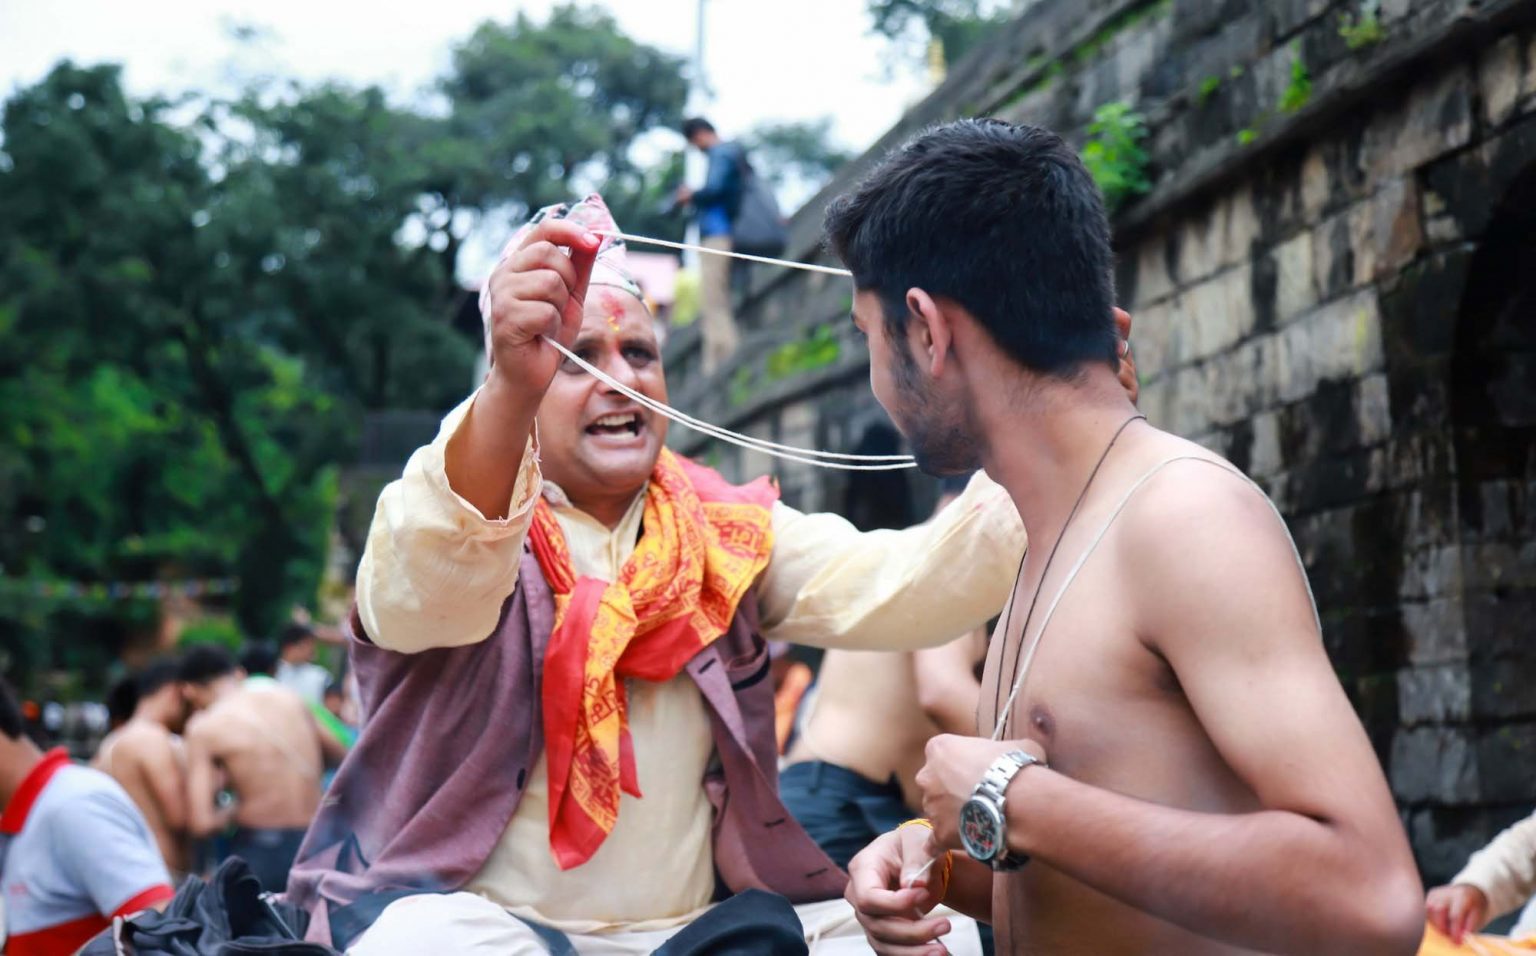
left=779, top=760, right=914, bottom=871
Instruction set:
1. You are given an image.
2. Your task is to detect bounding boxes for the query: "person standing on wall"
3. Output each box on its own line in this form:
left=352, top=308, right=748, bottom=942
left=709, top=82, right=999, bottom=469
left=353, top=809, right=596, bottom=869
left=677, top=117, right=786, bottom=375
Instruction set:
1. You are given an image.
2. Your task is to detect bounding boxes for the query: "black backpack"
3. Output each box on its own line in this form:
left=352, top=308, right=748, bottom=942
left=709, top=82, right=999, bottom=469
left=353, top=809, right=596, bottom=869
left=731, top=151, right=789, bottom=258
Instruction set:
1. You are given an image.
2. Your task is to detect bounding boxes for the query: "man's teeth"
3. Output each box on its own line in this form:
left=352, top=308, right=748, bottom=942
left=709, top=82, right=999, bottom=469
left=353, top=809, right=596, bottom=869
left=594, top=413, right=638, bottom=427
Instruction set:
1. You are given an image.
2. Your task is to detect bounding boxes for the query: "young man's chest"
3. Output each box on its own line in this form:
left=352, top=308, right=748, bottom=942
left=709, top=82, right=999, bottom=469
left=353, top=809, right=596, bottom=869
left=976, top=544, right=1255, bottom=810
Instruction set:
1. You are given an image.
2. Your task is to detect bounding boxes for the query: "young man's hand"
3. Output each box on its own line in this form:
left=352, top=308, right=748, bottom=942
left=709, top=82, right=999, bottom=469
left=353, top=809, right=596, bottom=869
left=915, top=735, right=1047, bottom=852
left=845, top=826, right=950, bottom=955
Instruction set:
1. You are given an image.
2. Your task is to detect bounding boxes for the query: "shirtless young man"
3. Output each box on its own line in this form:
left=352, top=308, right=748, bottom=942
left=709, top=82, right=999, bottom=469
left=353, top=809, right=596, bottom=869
left=180, top=644, right=339, bottom=893
left=92, top=657, right=191, bottom=879
left=784, top=327, right=1140, bottom=863
left=826, top=119, right=1424, bottom=955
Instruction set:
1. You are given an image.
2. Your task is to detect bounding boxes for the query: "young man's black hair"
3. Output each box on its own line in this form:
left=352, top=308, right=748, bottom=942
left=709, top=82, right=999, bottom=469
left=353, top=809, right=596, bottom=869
left=240, top=642, right=279, bottom=678
left=134, top=657, right=182, bottom=698
left=681, top=117, right=716, bottom=140
left=822, top=118, right=1119, bottom=378
left=178, top=643, right=239, bottom=685
left=277, top=623, right=314, bottom=651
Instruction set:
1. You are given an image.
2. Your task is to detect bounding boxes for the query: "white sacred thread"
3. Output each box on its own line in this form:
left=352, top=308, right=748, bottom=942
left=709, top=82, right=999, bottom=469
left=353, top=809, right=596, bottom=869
left=543, top=336, right=916, bottom=471
left=591, top=230, right=853, bottom=276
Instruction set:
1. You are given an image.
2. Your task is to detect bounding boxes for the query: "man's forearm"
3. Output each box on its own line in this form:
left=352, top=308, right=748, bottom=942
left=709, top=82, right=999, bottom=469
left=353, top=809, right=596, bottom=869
left=444, top=373, right=539, bottom=520
left=1005, top=769, right=1419, bottom=955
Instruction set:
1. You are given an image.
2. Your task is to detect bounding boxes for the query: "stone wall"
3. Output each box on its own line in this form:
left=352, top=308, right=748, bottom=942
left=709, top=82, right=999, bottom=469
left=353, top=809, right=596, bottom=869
left=663, top=0, right=1536, bottom=880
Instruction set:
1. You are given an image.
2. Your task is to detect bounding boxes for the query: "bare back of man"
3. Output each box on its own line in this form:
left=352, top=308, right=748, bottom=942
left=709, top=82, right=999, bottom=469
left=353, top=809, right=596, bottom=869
left=787, top=649, right=940, bottom=810
left=969, top=429, right=1412, bottom=954
left=186, top=681, right=323, bottom=832
left=93, top=719, right=190, bottom=876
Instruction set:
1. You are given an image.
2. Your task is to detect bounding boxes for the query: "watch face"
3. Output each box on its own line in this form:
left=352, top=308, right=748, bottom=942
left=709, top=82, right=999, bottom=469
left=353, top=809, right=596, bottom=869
left=960, top=796, right=1003, bottom=861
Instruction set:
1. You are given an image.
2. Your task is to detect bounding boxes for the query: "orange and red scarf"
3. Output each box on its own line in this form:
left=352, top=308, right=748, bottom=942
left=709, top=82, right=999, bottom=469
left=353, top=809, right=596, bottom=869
left=528, top=448, right=777, bottom=870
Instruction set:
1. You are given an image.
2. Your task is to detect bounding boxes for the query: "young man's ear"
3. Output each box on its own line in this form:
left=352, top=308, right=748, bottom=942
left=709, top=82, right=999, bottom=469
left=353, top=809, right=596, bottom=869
left=1112, top=306, right=1139, bottom=405
left=905, top=288, right=954, bottom=379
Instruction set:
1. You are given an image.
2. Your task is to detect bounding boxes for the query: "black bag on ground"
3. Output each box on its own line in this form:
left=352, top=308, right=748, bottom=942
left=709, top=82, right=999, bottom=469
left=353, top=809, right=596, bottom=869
left=731, top=155, right=789, bottom=258
left=79, top=857, right=334, bottom=956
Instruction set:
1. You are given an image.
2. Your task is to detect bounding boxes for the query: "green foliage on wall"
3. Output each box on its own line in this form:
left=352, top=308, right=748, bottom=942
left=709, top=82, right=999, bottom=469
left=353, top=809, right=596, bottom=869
left=1081, top=102, right=1152, bottom=211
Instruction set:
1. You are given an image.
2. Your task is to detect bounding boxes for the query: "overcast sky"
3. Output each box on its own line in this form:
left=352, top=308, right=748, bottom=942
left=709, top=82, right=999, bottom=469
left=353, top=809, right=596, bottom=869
left=0, top=0, right=932, bottom=156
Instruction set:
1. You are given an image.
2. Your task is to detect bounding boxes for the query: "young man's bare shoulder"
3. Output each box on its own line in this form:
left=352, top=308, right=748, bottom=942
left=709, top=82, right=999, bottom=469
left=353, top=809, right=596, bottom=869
left=1117, top=437, right=1273, bottom=549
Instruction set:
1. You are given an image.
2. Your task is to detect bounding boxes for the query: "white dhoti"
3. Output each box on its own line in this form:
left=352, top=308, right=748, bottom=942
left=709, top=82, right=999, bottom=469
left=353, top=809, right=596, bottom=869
left=347, top=892, right=983, bottom=955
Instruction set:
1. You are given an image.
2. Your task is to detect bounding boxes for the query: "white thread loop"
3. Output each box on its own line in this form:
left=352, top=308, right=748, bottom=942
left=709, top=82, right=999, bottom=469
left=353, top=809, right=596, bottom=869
left=592, top=230, right=853, bottom=276
left=542, top=336, right=916, bottom=471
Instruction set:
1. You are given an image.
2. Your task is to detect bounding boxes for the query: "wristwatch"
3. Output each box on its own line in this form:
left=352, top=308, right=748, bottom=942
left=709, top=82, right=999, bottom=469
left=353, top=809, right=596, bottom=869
left=959, top=749, right=1044, bottom=870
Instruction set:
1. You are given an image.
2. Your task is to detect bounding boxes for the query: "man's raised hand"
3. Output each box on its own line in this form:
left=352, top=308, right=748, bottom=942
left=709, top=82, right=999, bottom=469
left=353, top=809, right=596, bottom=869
left=484, top=219, right=600, bottom=395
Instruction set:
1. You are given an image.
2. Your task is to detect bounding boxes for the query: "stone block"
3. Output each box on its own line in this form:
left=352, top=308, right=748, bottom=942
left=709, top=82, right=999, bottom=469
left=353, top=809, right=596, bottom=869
left=1218, top=185, right=1262, bottom=271
left=1389, top=726, right=1478, bottom=803
left=1138, top=376, right=1175, bottom=432
left=1205, top=335, right=1271, bottom=427
left=1130, top=300, right=1175, bottom=379
left=1465, top=590, right=1536, bottom=664
left=1170, top=362, right=1215, bottom=437
left=1368, top=178, right=1425, bottom=282
left=1478, top=34, right=1524, bottom=128
left=1311, top=211, right=1356, bottom=301
left=1363, top=66, right=1475, bottom=180
left=1400, top=486, right=1460, bottom=550
left=1178, top=207, right=1222, bottom=285
left=1249, top=409, right=1283, bottom=479
left=1272, top=232, right=1318, bottom=325
left=1274, top=290, right=1385, bottom=404
left=1528, top=33, right=1536, bottom=105
left=1476, top=722, right=1536, bottom=802
left=1402, top=597, right=1467, bottom=665
left=1476, top=480, right=1518, bottom=541
left=1300, top=146, right=1330, bottom=223
left=1398, top=664, right=1472, bottom=725
left=1190, top=265, right=1257, bottom=363
left=1471, top=660, right=1536, bottom=722
left=779, top=399, right=818, bottom=449
left=1354, top=372, right=1392, bottom=445
left=1400, top=545, right=1462, bottom=602
left=1132, top=238, right=1176, bottom=306
left=1461, top=541, right=1536, bottom=594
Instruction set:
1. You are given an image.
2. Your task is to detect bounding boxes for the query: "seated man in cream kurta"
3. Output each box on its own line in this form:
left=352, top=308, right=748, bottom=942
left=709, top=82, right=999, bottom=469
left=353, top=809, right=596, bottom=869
left=287, top=195, right=1115, bottom=954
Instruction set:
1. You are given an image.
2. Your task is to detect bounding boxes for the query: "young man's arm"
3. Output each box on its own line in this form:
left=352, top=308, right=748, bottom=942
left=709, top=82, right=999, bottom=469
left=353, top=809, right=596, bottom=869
left=137, top=733, right=189, bottom=838
left=184, top=717, right=235, bottom=838
left=913, top=631, right=985, bottom=735
left=918, top=465, right=1424, bottom=956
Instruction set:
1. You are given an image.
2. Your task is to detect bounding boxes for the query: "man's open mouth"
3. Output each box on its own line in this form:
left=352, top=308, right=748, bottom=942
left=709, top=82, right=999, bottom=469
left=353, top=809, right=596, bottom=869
left=586, top=412, right=643, bottom=437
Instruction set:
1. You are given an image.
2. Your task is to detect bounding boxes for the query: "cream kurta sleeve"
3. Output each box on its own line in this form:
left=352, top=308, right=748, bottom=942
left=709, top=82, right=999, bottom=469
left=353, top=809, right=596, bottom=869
left=356, top=388, right=542, bottom=653
left=1452, top=810, right=1536, bottom=918
left=758, top=469, right=1025, bottom=650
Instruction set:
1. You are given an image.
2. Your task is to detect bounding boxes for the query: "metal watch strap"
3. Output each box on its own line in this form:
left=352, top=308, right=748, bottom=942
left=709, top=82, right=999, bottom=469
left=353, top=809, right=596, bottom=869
left=974, top=749, right=1042, bottom=870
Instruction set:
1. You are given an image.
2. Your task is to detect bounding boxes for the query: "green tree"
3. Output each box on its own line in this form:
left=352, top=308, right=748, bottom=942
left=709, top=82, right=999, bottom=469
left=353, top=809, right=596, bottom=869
left=431, top=4, right=691, bottom=282
left=0, top=63, right=344, bottom=674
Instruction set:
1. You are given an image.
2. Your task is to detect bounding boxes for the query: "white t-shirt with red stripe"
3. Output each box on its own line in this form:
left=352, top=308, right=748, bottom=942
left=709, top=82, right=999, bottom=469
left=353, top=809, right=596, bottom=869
left=1, top=748, right=174, bottom=955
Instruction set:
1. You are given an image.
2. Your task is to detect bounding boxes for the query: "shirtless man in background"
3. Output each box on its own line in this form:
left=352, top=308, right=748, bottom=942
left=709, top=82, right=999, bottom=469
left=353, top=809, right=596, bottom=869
left=827, top=119, right=1424, bottom=955
left=92, top=657, right=191, bottom=879
left=180, top=644, right=339, bottom=893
